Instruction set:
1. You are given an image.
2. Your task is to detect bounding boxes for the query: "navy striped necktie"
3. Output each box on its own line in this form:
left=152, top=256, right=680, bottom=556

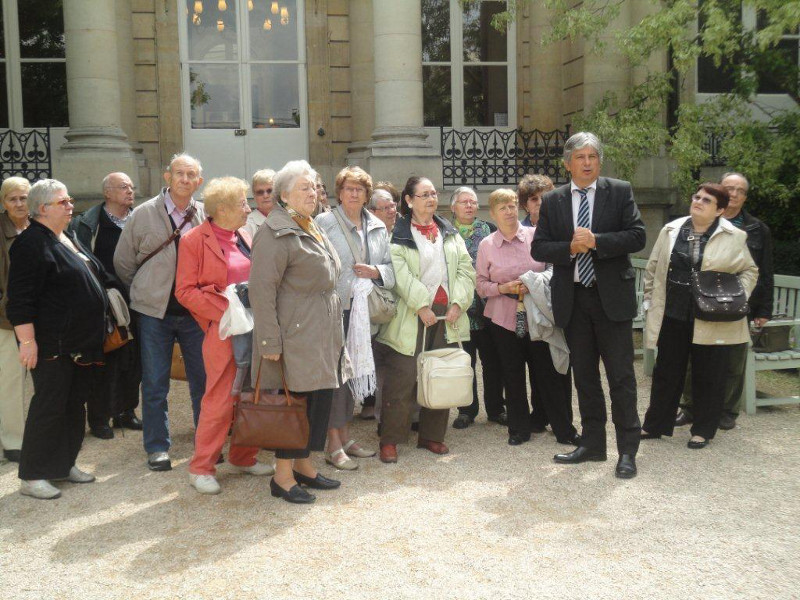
left=576, top=188, right=595, bottom=286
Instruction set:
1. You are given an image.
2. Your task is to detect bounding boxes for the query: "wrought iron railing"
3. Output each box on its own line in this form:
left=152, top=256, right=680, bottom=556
left=702, top=131, right=726, bottom=167
left=441, top=126, right=571, bottom=188
left=0, top=128, right=52, bottom=181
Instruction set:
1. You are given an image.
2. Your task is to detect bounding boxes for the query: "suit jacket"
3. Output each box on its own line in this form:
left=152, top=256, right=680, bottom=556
left=530, top=177, right=646, bottom=328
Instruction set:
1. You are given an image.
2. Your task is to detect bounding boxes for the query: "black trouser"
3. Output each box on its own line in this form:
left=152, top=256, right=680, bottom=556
left=275, top=388, right=333, bottom=460
left=643, top=316, right=731, bottom=440
left=490, top=322, right=577, bottom=441
left=19, top=356, right=93, bottom=480
left=461, top=326, right=505, bottom=420
left=680, top=342, right=747, bottom=419
left=565, top=285, right=640, bottom=456
left=106, top=317, right=142, bottom=417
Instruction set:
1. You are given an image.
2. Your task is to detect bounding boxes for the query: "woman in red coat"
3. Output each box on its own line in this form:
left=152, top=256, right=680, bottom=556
left=176, top=176, right=274, bottom=494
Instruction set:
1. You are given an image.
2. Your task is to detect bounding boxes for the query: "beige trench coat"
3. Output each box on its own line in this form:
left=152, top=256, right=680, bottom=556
left=249, top=205, right=346, bottom=392
left=643, top=216, right=759, bottom=349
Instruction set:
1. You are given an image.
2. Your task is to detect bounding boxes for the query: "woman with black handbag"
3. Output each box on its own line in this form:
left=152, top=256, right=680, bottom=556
left=314, top=166, right=394, bottom=470
left=249, top=160, right=346, bottom=504
left=640, top=183, right=758, bottom=449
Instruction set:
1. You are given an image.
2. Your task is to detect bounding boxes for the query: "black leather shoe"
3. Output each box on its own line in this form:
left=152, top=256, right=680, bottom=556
left=687, top=438, right=709, bottom=449
left=90, top=425, right=114, bottom=440
left=487, top=412, right=508, bottom=426
left=553, top=446, right=607, bottom=464
left=452, top=414, right=474, bottom=429
left=615, top=454, right=637, bottom=479
left=270, top=478, right=316, bottom=504
left=718, top=414, right=737, bottom=430
left=557, top=433, right=582, bottom=446
left=3, top=449, right=21, bottom=463
left=640, top=431, right=662, bottom=440
left=675, top=410, right=693, bottom=427
left=508, top=433, right=531, bottom=446
left=292, top=470, right=341, bottom=490
left=112, top=411, right=143, bottom=430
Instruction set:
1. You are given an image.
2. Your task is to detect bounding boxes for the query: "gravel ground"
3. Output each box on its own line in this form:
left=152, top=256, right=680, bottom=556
left=0, top=361, right=798, bottom=600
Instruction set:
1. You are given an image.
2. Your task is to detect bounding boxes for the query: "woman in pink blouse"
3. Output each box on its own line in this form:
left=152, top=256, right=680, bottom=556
left=477, top=189, right=579, bottom=447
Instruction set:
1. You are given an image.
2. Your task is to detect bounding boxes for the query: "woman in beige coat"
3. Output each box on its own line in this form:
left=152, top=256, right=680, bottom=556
left=640, top=183, right=758, bottom=449
left=250, top=160, right=346, bottom=504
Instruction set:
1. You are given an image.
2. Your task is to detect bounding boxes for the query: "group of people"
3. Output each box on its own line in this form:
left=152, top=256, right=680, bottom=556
left=0, top=130, right=772, bottom=503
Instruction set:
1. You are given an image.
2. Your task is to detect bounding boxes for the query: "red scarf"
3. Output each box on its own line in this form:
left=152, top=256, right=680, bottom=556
left=411, top=220, right=439, bottom=243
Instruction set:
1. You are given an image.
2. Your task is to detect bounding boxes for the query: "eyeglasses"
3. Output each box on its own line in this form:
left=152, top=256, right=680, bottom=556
left=254, top=188, right=273, bottom=196
left=455, top=199, right=478, bottom=206
left=723, top=186, right=747, bottom=195
left=691, top=194, right=716, bottom=205
left=343, top=186, right=366, bottom=195
left=374, top=203, right=397, bottom=212
left=50, top=197, right=74, bottom=207
left=109, top=184, right=136, bottom=192
left=413, top=191, right=438, bottom=200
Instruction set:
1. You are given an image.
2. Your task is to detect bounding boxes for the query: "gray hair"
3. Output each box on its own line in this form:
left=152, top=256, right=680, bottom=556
left=563, top=131, right=603, bottom=163
left=28, top=179, right=68, bottom=215
left=369, top=188, right=393, bottom=210
left=273, top=160, right=318, bottom=202
left=449, top=186, right=479, bottom=210
left=251, top=168, right=276, bottom=189
left=167, top=152, right=203, bottom=176
left=721, top=171, right=749, bottom=189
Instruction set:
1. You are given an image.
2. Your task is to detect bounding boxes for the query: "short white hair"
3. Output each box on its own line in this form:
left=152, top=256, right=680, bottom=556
left=369, top=188, right=393, bottom=210
left=564, top=131, right=603, bottom=163
left=450, top=186, right=479, bottom=210
left=273, top=160, right=318, bottom=203
left=167, top=152, right=203, bottom=176
left=28, top=179, right=68, bottom=215
left=252, top=169, right=276, bottom=189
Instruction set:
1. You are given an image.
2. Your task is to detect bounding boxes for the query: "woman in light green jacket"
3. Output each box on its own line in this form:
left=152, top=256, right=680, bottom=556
left=374, top=176, right=475, bottom=464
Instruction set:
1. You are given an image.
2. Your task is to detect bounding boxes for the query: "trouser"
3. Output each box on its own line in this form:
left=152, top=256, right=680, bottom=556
left=189, top=323, right=259, bottom=476
left=105, top=317, right=142, bottom=417
left=0, top=328, right=26, bottom=451
left=376, top=304, right=450, bottom=445
left=329, top=310, right=356, bottom=429
left=137, top=312, right=206, bottom=454
left=18, top=356, right=93, bottom=481
left=490, top=322, right=576, bottom=441
left=643, top=317, right=732, bottom=440
left=565, top=285, right=640, bottom=456
left=679, top=342, right=748, bottom=419
left=86, top=365, right=111, bottom=429
left=460, top=326, right=505, bottom=420
left=275, top=389, right=333, bottom=460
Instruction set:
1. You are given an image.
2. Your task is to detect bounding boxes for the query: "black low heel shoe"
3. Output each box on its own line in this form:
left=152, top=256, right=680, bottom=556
left=270, top=478, right=316, bottom=504
left=292, top=470, right=341, bottom=490
left=687, top=439, right=709, bottom=449
left=640, top=432, right=662, bottom=440
left=508, top=434, right=531, bottom=446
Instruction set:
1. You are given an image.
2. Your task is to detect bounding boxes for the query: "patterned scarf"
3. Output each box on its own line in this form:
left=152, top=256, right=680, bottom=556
left=411, top=219, right=439, bottom=243
left=288, top=208, right=323, bottom=243
left=455, top=219, right=475, bottom=240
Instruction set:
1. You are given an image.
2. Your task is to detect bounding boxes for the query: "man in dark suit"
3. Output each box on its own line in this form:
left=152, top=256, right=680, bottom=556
left=531, top=132, right=645, bottom=479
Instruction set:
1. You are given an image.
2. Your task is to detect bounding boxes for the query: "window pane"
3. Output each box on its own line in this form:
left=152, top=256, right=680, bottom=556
left=464, top=65, right=507, bottom=126
left=248, top=0, right=298, bottom=61
left=756, top=38, right=799, bottom=94
left=251, top=64, right=300, bottom=128
left=697, top=55, right=737, bottom=93
left=423, top=65, right=451, bottom=126
left=21, top=62, right=68, bottom=127
left=186, top=0, right=238, bottom=61
left=189, top=65, right=240, bottom=129
left=422, top=0, right=450, bottom=62
left=463, top=1, right=507, bottom=62
left=0, top=67, right=8, bottom=128
left=19, top=0, right=65, bottom=59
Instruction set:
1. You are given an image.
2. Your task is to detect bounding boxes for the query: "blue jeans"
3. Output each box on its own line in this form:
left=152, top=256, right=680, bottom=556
left=137, top=312, right=206, bottom=453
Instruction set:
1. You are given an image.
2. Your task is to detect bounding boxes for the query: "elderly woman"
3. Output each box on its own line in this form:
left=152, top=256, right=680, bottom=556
left=369, top=182, right=400, bottom=234
left=243, top=168, right=275, bottom=239
left=312, top=174, right=331, bottom=217
left=250, top=160, right=345, bottom=503
left=448, top=186, right=506, bottom=430
left=0, top=177, right=31, bottom=463
left=477, top=189, right=578, bottom=446
left=7, top=179, right=106, bottom=499
left=640, top=183, right=758, bottom=449
left=315, top=166, right=394, bottom=469
left=374, top=176, right=475, bottom=464
left=176, top=177, right=274, bottom=495
left=518, top=174, right=554, bottom=228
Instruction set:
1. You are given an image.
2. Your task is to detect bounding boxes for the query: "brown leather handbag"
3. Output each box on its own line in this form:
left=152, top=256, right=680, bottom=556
left=230, top=357, right=309, bottom=450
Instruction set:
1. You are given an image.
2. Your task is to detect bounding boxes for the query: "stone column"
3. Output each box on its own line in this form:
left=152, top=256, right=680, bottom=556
left=363, top=0, right=441, bottom=188
left=55, top=0, right=139, bottom=199
left=347, top=0, right=375, bottom=160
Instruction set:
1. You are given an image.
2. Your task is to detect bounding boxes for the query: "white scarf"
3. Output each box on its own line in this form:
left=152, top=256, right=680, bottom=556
left=347, top=277, right=376, bottom=403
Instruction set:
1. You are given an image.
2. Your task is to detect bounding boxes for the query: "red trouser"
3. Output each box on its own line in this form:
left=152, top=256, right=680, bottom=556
left=189, top=323, right=259, bottom=475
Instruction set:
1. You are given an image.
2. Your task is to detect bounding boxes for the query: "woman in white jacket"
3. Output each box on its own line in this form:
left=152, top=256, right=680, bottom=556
left=640, top=183, right=758, bottom=449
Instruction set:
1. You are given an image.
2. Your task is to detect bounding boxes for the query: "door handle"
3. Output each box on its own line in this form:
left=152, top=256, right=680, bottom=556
left=234, top=129, right=247, bottom=136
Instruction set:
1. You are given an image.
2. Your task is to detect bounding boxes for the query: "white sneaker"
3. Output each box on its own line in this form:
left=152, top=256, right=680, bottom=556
left=67, top=466, right=96, bottom=483
left=231, top=461, right=275, bottom=476
left=189, top=473, right=221, bottom=495
left=20, top=480, right=61, bottom=499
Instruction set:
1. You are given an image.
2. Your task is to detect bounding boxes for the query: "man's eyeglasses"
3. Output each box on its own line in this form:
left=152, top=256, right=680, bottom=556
left=109, top=184, right=136, bottom=192
left=723, top=186, right=747, bottom=196
left=691, top=194, right=716, bottom=205
left=413, top=191, right=438, bottom=200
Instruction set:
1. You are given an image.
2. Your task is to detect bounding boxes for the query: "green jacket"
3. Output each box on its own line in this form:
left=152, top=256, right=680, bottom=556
left=376, top=214, right=476, bottom=356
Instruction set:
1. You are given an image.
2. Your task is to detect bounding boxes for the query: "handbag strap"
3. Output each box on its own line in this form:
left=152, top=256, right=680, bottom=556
left=421, top=315, right=464, bottom=351
left=333, top=207, right=367, bottom=263
left=252, top=355, right=294, bottom=406
left=140, top=204, right=197, bottom=267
